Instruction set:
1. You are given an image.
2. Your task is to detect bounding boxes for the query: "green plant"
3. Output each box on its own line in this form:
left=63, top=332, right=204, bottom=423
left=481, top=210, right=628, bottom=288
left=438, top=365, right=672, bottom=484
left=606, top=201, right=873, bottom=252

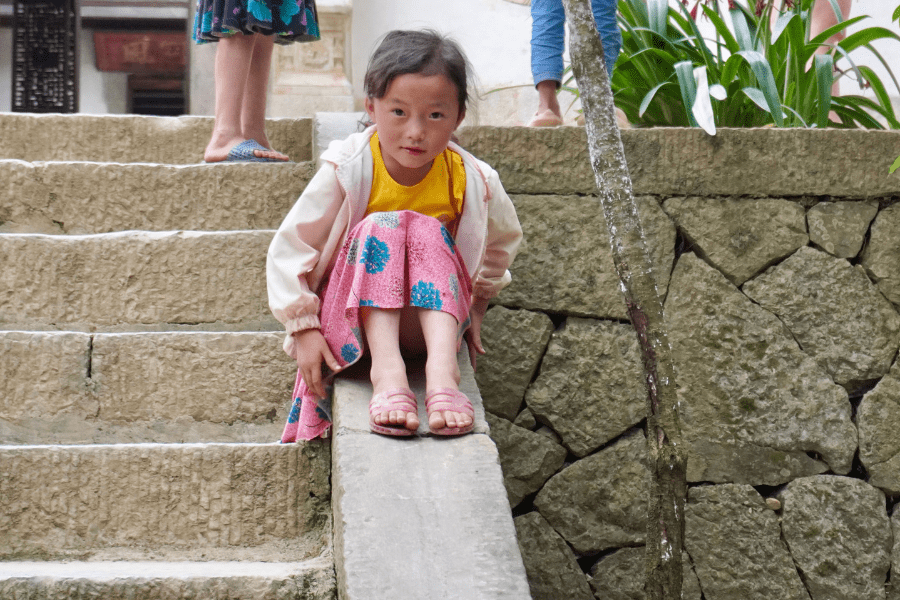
left=612, top=0, right=900, bottom=132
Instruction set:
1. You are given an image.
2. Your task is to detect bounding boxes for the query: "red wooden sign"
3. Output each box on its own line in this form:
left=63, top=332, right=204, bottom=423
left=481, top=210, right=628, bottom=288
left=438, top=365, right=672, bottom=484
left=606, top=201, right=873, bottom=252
left=94, top=32, right=187, bottom=74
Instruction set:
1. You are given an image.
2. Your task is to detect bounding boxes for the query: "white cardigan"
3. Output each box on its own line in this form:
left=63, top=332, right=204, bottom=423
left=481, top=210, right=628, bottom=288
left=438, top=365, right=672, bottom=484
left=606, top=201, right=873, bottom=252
left=266, top=127, right=523, bottom=355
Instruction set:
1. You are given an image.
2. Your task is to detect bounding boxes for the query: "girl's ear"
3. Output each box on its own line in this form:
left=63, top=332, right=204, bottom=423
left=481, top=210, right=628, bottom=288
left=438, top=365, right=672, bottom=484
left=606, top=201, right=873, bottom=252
left=364, top=97, right=377, bottom=123
left=455, top=108, right=466, bottom=129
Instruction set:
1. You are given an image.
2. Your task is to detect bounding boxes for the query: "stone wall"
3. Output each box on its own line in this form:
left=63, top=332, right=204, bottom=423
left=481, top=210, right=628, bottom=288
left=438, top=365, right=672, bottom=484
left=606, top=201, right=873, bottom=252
left=457, top=126, right=900, bottom=600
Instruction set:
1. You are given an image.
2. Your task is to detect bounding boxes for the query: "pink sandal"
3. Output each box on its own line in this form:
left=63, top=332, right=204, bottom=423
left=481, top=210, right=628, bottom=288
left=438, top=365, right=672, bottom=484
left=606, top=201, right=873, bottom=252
left=369, top=388, right=418, bottom=437
left=425, top=389, right=475, bottom=436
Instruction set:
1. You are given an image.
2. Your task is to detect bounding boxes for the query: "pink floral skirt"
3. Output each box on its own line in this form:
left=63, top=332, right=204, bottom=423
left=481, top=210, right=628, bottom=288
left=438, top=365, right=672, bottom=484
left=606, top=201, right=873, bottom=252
left=281, top=210, right=473, bottom=442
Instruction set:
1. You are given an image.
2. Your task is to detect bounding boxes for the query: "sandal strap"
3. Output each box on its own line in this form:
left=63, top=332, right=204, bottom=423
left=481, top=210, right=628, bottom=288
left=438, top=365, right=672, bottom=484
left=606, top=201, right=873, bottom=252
left=369, top=388, right=417, bottom=415
left=424, top=388, right=474, bottom=416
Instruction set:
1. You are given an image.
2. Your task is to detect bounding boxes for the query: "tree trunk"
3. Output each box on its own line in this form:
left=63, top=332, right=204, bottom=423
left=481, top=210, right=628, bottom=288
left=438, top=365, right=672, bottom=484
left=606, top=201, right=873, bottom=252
left=558, top=1, right=688, bottom=598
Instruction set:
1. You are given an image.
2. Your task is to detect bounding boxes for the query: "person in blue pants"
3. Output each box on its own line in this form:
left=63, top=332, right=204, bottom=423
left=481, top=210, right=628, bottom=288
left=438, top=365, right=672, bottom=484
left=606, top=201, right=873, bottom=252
left=529, top=0, right=622, bottom=126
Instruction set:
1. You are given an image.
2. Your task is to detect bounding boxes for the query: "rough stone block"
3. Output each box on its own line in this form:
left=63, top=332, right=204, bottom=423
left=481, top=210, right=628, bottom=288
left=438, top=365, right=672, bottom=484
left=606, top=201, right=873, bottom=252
left=476, top=306, right=554, bottom=420
left=332, top=376, right=530, bottom=600
left=0, top=560, right=336, bottom=600
left=780, top=476, right=891, bottom=600
left=91, top=332, right=294, bottom=424
left=857, top=358, right=900, bottom=494
left=0, top=331, right=94, bottom=421
left=861, top=203, right=900, bottom=308
left=514, top=512, right=593, bottom=600
left=525, top=318, right=647, bottom=457
left=497, top=194, right=674, bottom=319
left=0, top=160, right=313, bottom=234
left=685, top=484, right=809, bottom=600
left=0, top=231, right=276, bottom=329
left=807, top=200, right=878, bottom=259
left=743, top=246, right=900, bottom=391
left=587, top=547, right=702, bottom=600
left=0, top=114, right=312, bottom=164
left=0, top=442, right=331, bottom=560
left=458, top=127, right=900, bottom=198
left=534, top=432, right=648, bottom=554
left=485, top=412, right=567, bottom=508
left=666, top=253, right=856, bottom=484
left=663, top=197, right=808, bottom=285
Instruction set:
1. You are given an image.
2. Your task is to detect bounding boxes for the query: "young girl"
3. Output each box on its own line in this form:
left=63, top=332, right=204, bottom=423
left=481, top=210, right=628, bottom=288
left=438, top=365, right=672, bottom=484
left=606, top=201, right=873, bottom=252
left=268, top=29, right=523, bottom=441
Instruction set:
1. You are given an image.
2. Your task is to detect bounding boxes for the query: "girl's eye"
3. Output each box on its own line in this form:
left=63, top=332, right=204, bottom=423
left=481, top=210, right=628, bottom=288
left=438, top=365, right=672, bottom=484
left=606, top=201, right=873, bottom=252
left=430, top=112, right=444, bottom=119
left=392, top=109, right=405, bottom=116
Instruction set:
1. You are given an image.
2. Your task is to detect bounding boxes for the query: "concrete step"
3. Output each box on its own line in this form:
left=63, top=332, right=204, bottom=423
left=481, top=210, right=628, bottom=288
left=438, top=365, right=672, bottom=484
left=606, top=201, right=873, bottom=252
left=0, top=331, right=296, bottom=445
left=0, top=231, right=276, bottom=331
left=330, top=349, right=532, bottom=600
left=0, top=441, right=330, bottom=561
left=0, top=113, right=313, bottom=165
left=0, top=159, right=313, bottom=234
left=0, top=560, right=336, bottom=600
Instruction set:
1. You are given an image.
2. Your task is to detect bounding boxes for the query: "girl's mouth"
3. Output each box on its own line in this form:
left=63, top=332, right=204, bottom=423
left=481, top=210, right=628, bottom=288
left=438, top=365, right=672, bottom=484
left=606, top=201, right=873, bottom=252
left=404, top=147, right=425, bottom=156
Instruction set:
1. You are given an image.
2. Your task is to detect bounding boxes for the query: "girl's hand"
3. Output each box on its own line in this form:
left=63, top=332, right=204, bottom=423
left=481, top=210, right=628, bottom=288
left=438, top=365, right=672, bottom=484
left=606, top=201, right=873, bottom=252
left=292, top=329, right=341, bottom=399
left=464, top=298, right=490, bottom=372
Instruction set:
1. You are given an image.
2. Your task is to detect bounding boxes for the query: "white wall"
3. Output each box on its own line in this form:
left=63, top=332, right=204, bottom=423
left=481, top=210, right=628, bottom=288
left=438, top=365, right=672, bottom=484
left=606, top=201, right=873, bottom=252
left=349, top=0, right=543, bottom=126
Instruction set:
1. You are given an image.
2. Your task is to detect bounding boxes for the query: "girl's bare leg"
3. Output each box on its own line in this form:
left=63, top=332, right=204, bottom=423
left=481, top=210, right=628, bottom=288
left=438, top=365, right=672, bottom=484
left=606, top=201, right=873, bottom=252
left=240, top=34, right=288, bottom=159
left=204, top=33, right=287, bottom=162
left=811, top=0, right=851, bottom=96
left=417, top=308, right=472, bottom=431
left=362, top=307, right=419, bottom=431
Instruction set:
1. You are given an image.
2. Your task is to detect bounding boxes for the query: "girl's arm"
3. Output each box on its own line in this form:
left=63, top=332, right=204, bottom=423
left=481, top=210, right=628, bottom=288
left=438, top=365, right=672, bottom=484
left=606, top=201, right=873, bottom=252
left=466, top=168, right=523, bottom=368
left=267, top=164, right=347, bottom=388
left=473, top=168, right=523, bottom=300
left=267, top=164, right=345, bottom=334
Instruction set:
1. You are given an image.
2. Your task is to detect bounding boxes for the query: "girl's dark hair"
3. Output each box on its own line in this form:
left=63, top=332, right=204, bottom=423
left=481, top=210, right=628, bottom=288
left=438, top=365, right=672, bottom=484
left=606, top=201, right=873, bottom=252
left=364, top=29, right=472, bottom=113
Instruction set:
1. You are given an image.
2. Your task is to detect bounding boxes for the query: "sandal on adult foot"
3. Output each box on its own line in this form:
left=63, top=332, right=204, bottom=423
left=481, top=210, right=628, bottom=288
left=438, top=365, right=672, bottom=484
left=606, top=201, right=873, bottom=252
left=369, top=388, right=418, bottom=437
left=425, top=388, right=475, bottom=436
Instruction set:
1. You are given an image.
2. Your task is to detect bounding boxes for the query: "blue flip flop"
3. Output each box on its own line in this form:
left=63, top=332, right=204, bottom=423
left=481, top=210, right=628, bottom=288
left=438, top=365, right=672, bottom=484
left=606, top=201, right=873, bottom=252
left=222, top=139, right=288, bottom=163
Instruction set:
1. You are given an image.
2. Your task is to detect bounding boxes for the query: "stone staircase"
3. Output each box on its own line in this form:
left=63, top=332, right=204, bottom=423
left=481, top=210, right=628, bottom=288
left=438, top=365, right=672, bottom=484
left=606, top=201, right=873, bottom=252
left=0, top=113, right=530, bottom=599
left=0, top=114, right=333, bottom=599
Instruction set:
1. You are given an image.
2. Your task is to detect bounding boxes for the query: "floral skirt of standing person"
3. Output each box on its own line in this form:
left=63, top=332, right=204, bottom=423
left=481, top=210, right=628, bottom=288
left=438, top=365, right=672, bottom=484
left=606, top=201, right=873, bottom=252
left=193, top=0, right=319, bottom=44
left=280, top=211, right=474, bottom=443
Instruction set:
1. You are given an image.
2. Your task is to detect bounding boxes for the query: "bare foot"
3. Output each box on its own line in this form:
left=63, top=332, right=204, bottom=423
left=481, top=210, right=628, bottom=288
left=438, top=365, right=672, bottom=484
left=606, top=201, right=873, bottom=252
left=371, top=388, right=419, bottom=433
left=203, top=138, right=290, bottom=163
left=425, top=389, right=474, bottom=435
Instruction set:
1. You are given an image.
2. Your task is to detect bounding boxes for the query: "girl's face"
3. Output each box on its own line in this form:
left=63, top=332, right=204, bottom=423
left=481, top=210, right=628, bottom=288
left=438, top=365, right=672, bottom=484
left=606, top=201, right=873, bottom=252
left=365, top=73, right=465, bottom=187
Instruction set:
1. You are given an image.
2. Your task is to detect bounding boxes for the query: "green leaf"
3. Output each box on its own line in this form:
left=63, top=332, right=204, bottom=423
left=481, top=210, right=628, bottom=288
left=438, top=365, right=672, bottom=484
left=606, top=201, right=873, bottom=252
left=674, top=60, right=699, bottom=127
left=730, top=8, right=755, bottom=52
left=647, top=0, right=669, bottom=38
left=691, top=66, right=717, bottom=135
left=890, top=155, right=900, bottom=174
left=894, top=5, right=900, bottom=23
left=638, top=81, right=673, bottom=117
left=741, top=86, right=769, bottom=112
left=771, top=11, right=796, bottom=45
left=855, top=66, right=900, bottom=128
left=813, top=54, right=833, bottom=129
left=737, top=50, right=784, bottom=126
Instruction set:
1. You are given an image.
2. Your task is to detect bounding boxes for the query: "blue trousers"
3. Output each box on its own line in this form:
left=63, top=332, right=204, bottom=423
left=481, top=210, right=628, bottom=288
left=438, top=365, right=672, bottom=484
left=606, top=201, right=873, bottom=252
left=531, top=0, right=622, bottom=84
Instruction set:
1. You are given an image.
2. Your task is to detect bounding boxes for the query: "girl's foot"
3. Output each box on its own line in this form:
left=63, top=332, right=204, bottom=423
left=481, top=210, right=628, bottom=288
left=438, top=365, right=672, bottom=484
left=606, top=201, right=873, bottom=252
left=425, top=388, right=474, bottom=436
left=204, top=137, right=289, bottom=163
left=369, top=388, right=420, bottom=435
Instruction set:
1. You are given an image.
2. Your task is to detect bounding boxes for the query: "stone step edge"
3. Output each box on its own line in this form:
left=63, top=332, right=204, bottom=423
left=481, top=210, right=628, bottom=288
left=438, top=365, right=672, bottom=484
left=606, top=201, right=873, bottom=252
left=330, top=350, right=532, bottom=600
left=0, top=558, right=336, bottom=600
left=0, top=558, right=333, bottom=579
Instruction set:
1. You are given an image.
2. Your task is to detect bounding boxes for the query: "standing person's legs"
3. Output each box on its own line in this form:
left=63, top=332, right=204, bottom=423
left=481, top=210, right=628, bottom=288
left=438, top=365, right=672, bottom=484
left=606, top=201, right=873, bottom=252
left=240, top=33, right=285, bottom=154
left=811, top=0, right=852, bottom=96
left=204, top=33, right=288, bottom=162
left=530, top=0, right=566, bottom=126
left=590, top=0, right=622, bottom=77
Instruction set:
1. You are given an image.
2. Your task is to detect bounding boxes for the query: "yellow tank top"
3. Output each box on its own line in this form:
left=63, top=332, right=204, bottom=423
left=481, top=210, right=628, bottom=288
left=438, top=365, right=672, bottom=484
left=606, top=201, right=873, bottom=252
left=365, top=132, right=466, bottom=228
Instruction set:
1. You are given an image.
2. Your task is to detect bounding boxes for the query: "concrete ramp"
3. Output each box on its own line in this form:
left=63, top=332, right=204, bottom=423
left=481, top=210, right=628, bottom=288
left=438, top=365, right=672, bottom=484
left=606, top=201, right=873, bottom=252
left=331, top=350, right=532, bottom=600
